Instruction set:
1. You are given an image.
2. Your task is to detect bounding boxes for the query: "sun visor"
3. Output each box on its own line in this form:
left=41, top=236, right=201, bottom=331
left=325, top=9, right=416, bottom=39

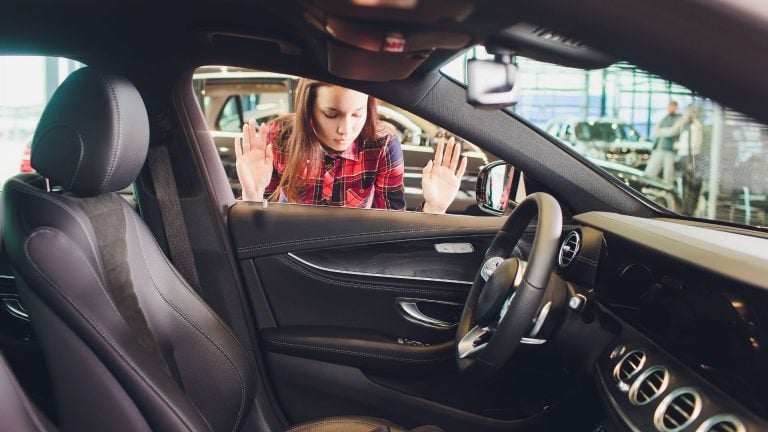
left=304, top=1, right=472, bottom=80
left=311, top=0, right=474, bottom=24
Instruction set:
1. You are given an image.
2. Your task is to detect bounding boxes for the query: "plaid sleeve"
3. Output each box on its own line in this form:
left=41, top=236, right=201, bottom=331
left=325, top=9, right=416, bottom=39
left=372, top=135, right=405, bottom=210
left=262, top=121, right=283, bottom=200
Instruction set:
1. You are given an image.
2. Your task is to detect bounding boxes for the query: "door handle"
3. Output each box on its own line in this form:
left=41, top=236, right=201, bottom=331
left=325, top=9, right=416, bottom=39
left=396, top=298, right=460, bottom=330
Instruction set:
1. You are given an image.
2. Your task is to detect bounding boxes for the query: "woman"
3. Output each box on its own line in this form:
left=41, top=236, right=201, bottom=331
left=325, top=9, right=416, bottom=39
left=235, top=78, right=466, bottom=213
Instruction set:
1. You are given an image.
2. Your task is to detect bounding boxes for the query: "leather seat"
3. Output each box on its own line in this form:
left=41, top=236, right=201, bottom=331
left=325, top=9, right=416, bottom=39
left=0, top=352, right=56, bottom=432
left=2, top=67, right=440, bottom=432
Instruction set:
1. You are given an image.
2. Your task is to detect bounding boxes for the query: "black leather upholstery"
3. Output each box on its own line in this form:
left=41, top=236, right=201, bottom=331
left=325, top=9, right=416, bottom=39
left=0, top=352, right=56, bottom=432
left=31, top=68, right=148, bottom=196
left=2, top=68, right=442, bottom=432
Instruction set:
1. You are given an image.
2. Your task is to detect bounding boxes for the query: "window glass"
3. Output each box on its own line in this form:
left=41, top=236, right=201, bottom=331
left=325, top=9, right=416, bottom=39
left=194, top=66, right=506, bottom=215
left=443, top=49, right=768, bottom=227
left=0, top=57, right=83, bottom=190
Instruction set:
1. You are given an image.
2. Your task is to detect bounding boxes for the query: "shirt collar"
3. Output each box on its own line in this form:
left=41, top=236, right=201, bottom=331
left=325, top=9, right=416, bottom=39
left=321, top=139, right=359, bottom=161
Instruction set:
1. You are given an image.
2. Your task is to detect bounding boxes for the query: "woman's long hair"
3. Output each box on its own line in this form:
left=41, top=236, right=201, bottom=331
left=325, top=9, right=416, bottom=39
left=276, top=78, right=381, bottom=202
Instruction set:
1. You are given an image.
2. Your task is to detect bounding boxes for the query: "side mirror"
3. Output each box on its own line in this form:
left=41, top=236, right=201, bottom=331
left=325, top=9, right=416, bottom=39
left=476, top=161, right=516, bottom=216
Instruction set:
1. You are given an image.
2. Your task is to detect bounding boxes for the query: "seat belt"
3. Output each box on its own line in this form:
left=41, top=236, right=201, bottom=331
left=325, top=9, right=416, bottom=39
left=147, top=144, right=202, bottom=293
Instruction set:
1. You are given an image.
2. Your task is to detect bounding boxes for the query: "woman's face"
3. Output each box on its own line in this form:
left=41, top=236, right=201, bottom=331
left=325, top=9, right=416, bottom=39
left=312, top=85, right=368, bottom=152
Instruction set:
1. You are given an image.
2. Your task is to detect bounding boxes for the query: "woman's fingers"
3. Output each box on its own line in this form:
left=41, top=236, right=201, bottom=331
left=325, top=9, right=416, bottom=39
left=242, top=122, right=252, bottom=154
left=449, top=139, right=461, bottom=172
left=234, top=134, right=242, bottom=158
left=434, top=136, right=444, bottom=167
left=457, top=156, right=468, bottom=179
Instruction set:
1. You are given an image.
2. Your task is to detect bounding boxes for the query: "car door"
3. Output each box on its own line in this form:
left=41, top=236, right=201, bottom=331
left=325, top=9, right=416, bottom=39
left=226, top=201, right=551, bottom=430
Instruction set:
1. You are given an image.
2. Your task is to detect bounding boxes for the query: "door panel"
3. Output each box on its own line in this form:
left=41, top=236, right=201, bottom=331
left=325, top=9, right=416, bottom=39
left=228, top=202, right=557, bottom=431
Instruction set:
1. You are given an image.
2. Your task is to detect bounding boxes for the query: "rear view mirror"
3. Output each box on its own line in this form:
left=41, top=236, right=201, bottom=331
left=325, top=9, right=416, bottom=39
left=476, top=161, right=516, bottom=216
left=466, top=54, right=520, bottom=108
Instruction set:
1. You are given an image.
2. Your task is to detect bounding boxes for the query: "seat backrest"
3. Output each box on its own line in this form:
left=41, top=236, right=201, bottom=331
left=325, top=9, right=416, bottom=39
left=0, top=351, right=57, bottom=432
left=2, top=68, right=255, bottom=432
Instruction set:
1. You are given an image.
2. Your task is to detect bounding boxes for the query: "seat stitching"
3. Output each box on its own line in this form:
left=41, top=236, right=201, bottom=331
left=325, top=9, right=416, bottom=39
left=7, top=178, right=102, bottom=268
left=33, top=123, right=86, bottom=190
left=128, top=211, right=245, bottom=432
left=263, top=339, right=452, bottom=364
left=127, top=205, right=252, bottom=358
left=286, top=419, right=388, bottom=432
left=22, top=229, right=199, bottom=432
left=235, top=226, right=494, bottom=253
left=99, top=77, right=121, bottom=194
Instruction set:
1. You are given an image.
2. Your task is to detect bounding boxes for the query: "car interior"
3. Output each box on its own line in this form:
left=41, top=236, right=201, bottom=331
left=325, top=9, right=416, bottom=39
left=1, top=1, right=768, bottom=432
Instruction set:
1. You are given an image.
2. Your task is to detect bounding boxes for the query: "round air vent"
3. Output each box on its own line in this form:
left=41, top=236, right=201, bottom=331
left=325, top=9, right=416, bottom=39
left=695, top=414, right=746, bottom=432
left=654, top=388, right=702, bottom=432
left=629, top=366, right=669, bottom=405
left=613, top=350, right=647, bottom=390
left=558, top=231, right=581, bottom=268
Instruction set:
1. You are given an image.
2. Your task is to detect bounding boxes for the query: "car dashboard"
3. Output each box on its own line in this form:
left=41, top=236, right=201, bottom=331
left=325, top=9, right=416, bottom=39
left=560, top=212, right=768, bottom=432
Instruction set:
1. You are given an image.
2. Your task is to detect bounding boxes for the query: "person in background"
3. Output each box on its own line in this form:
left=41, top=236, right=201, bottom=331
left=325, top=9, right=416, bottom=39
left=676, top=105, right=704, bottom=215
left=645, top=100, right=684, bottom=184
left=235, top=78, right=466, bottom=213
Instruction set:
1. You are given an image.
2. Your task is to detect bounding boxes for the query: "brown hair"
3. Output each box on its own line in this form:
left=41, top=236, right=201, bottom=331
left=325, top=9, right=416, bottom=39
left=276, top=78, right=382, bottom=202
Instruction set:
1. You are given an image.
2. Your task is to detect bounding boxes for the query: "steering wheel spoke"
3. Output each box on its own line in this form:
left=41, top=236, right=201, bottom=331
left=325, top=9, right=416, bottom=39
left=455, top=193, right=563, bottom=379
left=458, top=325, right=492, bottom=359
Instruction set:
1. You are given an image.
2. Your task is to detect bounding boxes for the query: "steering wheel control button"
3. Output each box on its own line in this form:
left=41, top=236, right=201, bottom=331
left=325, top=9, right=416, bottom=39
left=480, top=256, right=504, bottom=281
left=475, top=258, right=520, bottom=325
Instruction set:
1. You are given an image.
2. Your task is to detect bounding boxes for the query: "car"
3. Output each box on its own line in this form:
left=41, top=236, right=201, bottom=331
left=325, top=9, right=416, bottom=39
left=545, top=117, right=653, bottom=168
left=1, top=2, right=768, bottom=432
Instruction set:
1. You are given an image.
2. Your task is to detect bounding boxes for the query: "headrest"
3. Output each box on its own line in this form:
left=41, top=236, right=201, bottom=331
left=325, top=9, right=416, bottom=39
left=31, top=68, right=149, bottom=196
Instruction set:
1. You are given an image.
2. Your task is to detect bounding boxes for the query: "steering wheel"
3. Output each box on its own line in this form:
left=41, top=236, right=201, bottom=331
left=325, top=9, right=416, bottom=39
left=456, top=192, right=563, bottom=379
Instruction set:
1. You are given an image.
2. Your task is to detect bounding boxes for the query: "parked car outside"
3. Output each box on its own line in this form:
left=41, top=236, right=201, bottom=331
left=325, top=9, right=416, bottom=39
left=545, top=117, right=652, bottom=169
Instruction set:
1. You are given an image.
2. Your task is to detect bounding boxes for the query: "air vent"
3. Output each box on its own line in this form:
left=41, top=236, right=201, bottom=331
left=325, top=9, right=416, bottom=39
left=558, top=231, right=581, bottom=268
left=613, top=350, right=646, bottom=390
left=695, top=414, right=746, bottom=432
left=654, top=388, right=702, bottom=432
left=629, top=366, right=669, bottom=405
left=531, top=26, right=585, bottom=48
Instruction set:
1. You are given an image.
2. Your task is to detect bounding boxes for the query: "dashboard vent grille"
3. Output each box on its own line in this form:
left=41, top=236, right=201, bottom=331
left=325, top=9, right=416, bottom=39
left=699, top=415, right=745, bottom=432
left=613, top=350, right=646, bottom=386
left=629, top=366, right=669, bottom=405
left=654, top=388, right=701, bottom=432
left=558, top=231, right=581, bottom=268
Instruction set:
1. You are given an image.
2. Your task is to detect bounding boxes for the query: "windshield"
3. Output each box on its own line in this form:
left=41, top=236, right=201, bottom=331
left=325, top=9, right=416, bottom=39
left=443, top=48, right=768, bottom=228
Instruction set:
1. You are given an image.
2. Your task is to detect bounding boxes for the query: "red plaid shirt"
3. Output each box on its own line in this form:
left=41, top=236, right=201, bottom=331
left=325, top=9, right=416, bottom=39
left=261, top=117, right=405, bottom=209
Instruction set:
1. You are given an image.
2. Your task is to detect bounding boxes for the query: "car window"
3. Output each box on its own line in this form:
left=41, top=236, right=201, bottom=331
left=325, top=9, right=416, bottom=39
left=193, top=66, right=513, bottom=215
left=444, top=48, right=768, bottom=228
left=0, top=56, right=83, bottom=191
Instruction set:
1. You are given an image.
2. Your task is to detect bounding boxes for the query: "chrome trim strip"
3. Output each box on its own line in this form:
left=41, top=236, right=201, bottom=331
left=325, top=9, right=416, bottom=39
left=0, top=274, right=15, bottom=280
left=1, top=298, right=29, bottom=321
left=287, top=252, right=473, bottom=285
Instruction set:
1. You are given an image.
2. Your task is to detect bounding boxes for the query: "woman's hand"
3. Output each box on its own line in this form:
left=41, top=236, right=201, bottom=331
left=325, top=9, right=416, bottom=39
left=235, top=119, right=274, bottom=201
left=421, top=136, right=468, bottom=214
